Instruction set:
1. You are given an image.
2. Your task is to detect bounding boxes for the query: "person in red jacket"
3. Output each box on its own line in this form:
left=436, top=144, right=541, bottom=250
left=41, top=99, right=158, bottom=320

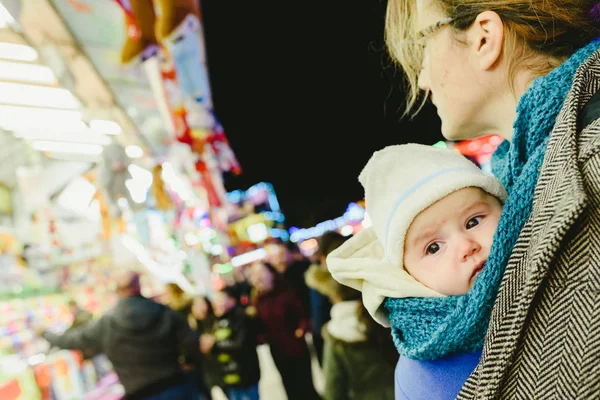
left=248, top=262, right=320, bottom=400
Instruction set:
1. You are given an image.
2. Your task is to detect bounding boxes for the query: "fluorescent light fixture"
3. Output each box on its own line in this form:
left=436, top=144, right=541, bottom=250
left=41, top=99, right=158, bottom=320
left=0, top=43, right=38, bottom=62
left=31, top=140, right=103, bottom=155
left=0, top=106, right=82, bottom=131
left=0, top=82, right=79, bottom=109
left=90, top=119, right=122, bottom=135
left=0, top=61, right=56, bottom=85
left=0, top=5, right=16, bottom=30
left=231, top=248, right=267, bottom=268
left=15, top=130, right=111, bottom=145
left=125, top=145, right=143, bottom=158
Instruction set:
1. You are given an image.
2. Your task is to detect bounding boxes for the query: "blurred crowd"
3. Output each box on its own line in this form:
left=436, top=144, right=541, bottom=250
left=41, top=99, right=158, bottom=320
left=37, top=234, right=397, bottom=400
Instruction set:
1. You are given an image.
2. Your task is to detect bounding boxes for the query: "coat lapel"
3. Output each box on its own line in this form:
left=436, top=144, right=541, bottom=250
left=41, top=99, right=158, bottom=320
left=473, top=50, right=600, bottom=399
left=522, top=49, right=600, bottom=284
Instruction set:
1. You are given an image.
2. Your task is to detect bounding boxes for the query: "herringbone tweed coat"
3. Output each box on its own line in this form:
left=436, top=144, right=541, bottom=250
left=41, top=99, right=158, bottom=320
left=457, top=50, right=600, bottom=399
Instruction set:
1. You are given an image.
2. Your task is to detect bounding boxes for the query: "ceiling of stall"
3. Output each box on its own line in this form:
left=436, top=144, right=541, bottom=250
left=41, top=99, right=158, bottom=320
left=39, top=0, right=167, bottom=152
left=0, top=2, right=105, bottom=188
left=0, top=26, right=50, bottom=189
left=47, top=0, right=167, bottom=148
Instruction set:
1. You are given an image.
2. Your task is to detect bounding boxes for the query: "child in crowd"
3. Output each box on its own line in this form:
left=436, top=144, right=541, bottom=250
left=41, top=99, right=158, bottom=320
left=189, top=296, right=218, bottom=400
left=327, top=144, right=507, bottom=400
left=320, top=275, right=395, bottom=400
left=200, top=287, right=261, bottom=400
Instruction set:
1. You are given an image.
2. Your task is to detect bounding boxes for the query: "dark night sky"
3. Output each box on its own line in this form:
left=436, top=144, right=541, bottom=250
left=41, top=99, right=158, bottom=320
left=201, top=0, right=443, bottom=228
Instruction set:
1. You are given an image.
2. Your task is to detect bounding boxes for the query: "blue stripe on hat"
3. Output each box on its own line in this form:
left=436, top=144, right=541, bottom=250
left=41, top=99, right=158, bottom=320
left=383, top=166, right=472, bottom=256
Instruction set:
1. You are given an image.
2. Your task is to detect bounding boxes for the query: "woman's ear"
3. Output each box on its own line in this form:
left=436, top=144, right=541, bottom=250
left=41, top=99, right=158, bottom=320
left=467, top=10, right=504, bottom=71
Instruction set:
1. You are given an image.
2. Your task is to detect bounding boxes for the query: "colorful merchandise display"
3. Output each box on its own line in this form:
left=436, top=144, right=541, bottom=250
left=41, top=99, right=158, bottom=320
left=226, top=182, right=288, bottom=248
left=0, top=357, right=42, bottom=400
left=0, top=1, right=244, bottom=397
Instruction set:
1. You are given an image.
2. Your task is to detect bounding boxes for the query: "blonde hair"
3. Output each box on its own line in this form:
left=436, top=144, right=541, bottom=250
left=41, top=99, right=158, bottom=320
left=386, top=0, right=600, bottom=116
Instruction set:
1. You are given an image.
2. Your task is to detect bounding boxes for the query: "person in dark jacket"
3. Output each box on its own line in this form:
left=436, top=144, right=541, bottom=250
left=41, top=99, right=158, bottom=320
left=249, top=262, right=320, bottom=400
left=67, top=299, right=93, bottom=330
left=305, top=232, right=349, bottom=365
left=38, top=271, right=202, bottom=400
left=321, top=277, right=395, bottom=400
left=164, top=282, right=193, bottom=320
left=200, top=287, right=260, bottom=400
left=65, top=299, right=96, bottom=360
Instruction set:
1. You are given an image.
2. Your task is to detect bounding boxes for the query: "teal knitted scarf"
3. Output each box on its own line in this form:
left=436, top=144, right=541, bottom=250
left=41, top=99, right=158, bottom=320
left=384, top=39, right=600, bottom=361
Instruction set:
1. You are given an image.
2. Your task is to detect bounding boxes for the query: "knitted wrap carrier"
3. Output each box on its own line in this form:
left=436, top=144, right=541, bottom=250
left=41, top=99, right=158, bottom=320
left=384, top=39, right=600, bottom=361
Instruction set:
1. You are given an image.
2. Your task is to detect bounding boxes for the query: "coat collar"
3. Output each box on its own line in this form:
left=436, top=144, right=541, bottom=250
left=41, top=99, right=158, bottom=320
left=476, top=49, right=600, bottom=397
left=523, top=49, right=600, bottom=282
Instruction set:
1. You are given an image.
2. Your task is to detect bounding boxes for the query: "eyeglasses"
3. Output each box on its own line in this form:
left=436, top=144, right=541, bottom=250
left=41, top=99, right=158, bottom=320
left=417, top=17, right=455, bottom=39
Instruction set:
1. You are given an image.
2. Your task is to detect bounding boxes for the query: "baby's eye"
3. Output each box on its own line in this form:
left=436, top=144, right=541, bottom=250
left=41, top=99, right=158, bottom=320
left=466, top=216, right=483, bottom=229
left=426, top=242, right=443, bottom=255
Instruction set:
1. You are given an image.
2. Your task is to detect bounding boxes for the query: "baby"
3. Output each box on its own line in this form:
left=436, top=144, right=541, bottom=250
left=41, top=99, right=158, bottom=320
left=326, top=144, right=507, bottom=399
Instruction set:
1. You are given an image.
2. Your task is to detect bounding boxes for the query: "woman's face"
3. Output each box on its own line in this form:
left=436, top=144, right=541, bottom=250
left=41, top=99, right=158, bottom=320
left=191, top=297, right=208, bottom=320
left=415, top=0, right=506, bottom=140
left=249, top=263, right=275, bottom=294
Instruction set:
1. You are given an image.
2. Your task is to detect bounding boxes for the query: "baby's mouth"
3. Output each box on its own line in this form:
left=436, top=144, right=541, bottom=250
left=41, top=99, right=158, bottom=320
left=472, top=261, right=485, bottom=280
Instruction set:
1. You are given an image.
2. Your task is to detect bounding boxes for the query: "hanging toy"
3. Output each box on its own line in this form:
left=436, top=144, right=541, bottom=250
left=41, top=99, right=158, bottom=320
left=150, top=164, right=174, bottom=211
left=115, top=0, right=213, bottom=130
left=195, top=159, right=222, bottom=208
left=207, top=119, right=242, bottom=175
left=114, top=0, right=160, bottom=64
left=143, top=52, right=194, bottom=145
left=153, top=0, right=213, bottom=127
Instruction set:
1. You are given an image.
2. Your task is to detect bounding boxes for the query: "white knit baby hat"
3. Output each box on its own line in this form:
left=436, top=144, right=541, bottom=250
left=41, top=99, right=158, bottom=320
left=327, top=144, right=507, bottom=326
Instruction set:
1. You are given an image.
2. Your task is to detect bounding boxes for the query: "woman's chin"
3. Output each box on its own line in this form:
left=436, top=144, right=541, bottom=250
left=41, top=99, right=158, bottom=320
left=442, top=123, right=482, bottom=142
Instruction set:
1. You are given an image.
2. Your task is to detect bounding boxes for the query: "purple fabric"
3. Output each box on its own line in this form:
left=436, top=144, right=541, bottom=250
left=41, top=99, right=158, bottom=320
left=395, top=350, right=481, bottom=400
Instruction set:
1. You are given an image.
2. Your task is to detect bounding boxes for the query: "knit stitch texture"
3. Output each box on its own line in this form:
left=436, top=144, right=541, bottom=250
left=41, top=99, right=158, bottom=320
left=384, top=39, right=600, bottom=360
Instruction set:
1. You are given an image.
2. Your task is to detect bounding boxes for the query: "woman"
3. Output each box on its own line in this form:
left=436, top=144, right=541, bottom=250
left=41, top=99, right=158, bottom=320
left=383, top=0, right=600, bottom=398
left=248, top=262, right=320, bottom=400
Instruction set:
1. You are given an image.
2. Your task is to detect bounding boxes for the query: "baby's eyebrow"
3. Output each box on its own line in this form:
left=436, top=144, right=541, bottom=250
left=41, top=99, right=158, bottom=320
left=458, top=201, right=487, bottom=216
left=410, top=224, right=441, bottom=248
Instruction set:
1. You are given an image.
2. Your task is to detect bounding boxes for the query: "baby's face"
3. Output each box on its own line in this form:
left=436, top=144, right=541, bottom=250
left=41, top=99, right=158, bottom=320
left=403, top=187, right=502, bottom=295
